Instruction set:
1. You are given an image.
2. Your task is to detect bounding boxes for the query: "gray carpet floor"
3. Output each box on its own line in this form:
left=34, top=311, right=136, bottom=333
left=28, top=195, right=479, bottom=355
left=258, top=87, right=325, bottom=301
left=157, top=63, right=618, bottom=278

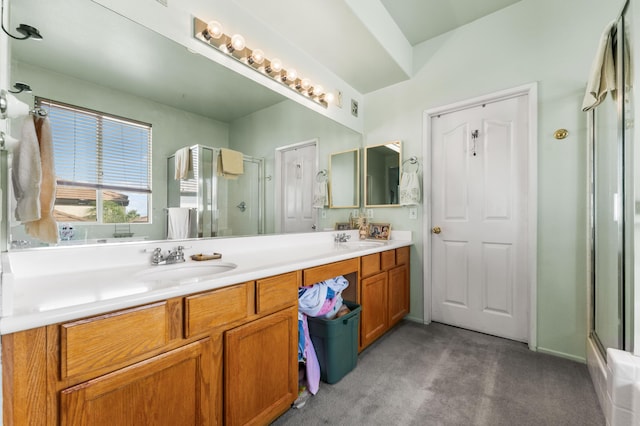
left=272, top=321, right=605, bottom=426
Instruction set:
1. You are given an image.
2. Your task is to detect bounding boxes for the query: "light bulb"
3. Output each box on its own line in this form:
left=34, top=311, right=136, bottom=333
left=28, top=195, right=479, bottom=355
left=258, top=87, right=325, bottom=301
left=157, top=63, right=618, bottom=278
left=313, top=85, right=324, bottom=96
left=205, top=21, right=223, bottom=40
left=325, top=92, right=335, bottom=104
left=230, top=34, right=246, bottom=51
left=270, top=58, right=282, bottom=72
left=286, top=68, right=297, bottom=82
left=300, top=78, right=311, bottom=90
left=249, top=49, right=265, bottom=65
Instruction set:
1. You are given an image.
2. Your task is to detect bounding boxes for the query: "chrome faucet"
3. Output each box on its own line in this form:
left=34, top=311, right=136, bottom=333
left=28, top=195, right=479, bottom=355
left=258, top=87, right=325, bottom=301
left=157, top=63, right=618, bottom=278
left=334, top=232, right=351, bottom=243
left=151, top=246, right=186, bottom=265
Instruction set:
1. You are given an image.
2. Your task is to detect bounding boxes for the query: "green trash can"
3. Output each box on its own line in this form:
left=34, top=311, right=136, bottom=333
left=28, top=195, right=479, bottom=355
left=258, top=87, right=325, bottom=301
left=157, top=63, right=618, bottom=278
left=307, top=301, right=361, bottom=384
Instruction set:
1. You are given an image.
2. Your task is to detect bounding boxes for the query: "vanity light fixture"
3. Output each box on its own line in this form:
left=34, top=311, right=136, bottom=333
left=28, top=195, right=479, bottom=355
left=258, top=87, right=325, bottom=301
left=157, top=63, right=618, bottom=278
left=194, top=17, right=332, bottom=108
left=0, top=0, right=43, bottom=41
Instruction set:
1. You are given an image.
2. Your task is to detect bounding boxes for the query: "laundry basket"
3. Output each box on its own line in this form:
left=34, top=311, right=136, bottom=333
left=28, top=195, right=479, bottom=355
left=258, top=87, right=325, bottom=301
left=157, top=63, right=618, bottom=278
left=307, top=301, right=361, bottom=384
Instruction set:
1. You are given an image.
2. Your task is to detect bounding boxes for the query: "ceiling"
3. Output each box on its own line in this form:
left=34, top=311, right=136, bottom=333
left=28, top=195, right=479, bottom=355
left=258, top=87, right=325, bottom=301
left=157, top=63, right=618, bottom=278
left=235, top=0, right=523, bottom=94
left=9, top=0, right=524, bottom=122
left=11, top=0, right=287, bottom=123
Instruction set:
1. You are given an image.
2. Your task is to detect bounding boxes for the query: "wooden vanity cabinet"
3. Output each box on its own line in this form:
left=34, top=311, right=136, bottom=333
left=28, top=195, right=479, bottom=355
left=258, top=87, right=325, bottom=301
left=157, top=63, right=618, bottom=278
left=359, top=246, right=410, bottom=350
left=1, top=249, right=408, bottom=424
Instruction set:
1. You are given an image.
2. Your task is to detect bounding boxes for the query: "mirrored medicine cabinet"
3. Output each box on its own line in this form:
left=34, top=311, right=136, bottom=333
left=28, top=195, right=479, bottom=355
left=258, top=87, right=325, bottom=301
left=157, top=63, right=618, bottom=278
left=364, top=141, right=402, bottom=207
left=329, top=148, right=359, bottom=209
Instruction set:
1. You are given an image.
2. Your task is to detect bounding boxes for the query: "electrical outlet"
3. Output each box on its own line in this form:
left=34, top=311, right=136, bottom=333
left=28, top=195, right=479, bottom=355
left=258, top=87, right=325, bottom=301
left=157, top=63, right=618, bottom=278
left=367, top=209, right=373, bottom=219
left=409, top=207, right=417, bottom=219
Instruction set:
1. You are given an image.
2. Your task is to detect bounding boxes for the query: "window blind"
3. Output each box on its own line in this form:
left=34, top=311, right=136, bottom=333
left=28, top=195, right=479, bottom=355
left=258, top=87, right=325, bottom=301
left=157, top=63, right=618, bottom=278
left=37, top=98, right=152, bottom=194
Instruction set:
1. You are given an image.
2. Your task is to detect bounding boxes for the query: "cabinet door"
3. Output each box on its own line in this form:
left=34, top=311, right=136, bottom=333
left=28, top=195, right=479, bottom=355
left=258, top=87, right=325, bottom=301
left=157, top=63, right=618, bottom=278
left=360, top=272, right=388, bottom=349
left=60, top=338, right=215, bottom=426
left=224, top=306, right=297, bottom=426
left=388, top=264, right=409, bottom=327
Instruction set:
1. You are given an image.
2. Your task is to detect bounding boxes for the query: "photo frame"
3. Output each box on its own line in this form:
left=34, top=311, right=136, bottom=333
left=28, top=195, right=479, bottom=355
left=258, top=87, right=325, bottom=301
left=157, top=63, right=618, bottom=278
left=367, top=223, right=391, bottom=240
left=335, top=222, right=351, bottom=230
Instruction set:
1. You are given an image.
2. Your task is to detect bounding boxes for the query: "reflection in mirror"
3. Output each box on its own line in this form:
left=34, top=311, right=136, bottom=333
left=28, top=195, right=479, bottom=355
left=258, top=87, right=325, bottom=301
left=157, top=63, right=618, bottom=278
left=365, top=141, right=401, bottom=207
left=329, top=149, right=359, bottom=208
left=6, top=0, right=362, bottom=250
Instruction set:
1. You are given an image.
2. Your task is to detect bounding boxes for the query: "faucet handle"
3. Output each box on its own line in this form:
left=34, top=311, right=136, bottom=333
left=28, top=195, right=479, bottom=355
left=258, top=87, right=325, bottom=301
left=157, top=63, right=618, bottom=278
left=151, top=247, right=164, bottom=264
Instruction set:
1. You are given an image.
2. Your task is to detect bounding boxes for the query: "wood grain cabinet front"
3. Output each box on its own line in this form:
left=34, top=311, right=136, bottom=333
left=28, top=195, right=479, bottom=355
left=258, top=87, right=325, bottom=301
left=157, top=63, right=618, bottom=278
left=60, top=338, right=215, bottom=426
left=224, top=306, right=298, bottom=426
left=359, top=247, right=410, bottom=350
left=184, top=282, right=253, bottom=338
left=60, top=300, right=182, bottom=379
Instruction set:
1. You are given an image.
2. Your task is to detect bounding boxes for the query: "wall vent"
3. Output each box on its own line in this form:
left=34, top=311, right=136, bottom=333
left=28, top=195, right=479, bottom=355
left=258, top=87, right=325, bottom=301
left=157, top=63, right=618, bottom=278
left=351, top=99, right=358, bottom=117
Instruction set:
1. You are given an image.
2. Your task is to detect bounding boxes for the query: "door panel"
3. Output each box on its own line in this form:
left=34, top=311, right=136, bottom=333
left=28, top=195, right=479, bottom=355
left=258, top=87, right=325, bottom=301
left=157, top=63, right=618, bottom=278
left=431, top=96, right=528, bottom=341
left=280, top=142, right=317, bottom=233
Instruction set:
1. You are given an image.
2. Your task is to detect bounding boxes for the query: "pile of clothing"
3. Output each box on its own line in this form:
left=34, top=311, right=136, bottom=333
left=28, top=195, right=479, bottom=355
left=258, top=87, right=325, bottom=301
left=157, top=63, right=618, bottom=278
left=295, top=276, right=351, bottom=406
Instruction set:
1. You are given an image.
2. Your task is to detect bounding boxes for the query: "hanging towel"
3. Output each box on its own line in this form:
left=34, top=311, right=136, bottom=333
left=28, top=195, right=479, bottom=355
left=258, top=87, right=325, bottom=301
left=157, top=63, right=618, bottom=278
left=167, top=207, right=191, bottom=239
left=582, top=20, right=617, bottom=111
left=399, top=171, right=421, bottom=205
left=313, top=181, right=328, bottom=208
left=174, top=147, right=190, bottom=180
left=217, top=148, right=244, bottom=179
left=12, top=116, right=42, bottom=223
left=24, top=116, right=58, bottom=244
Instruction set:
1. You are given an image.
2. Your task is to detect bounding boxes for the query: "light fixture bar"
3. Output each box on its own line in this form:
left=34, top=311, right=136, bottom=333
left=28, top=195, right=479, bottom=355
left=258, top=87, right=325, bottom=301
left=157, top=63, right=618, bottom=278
left=193, top=17, right=329, bottom=108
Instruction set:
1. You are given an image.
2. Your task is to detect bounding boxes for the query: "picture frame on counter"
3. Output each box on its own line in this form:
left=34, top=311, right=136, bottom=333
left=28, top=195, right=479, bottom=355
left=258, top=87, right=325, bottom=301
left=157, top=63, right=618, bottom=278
left=367, top=223, right=391, bottom=240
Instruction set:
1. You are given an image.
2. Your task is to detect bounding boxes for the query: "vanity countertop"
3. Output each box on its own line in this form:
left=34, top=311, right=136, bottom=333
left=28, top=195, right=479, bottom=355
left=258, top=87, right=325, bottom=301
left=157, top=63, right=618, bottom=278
left=0, top=230, right=412, bottom=335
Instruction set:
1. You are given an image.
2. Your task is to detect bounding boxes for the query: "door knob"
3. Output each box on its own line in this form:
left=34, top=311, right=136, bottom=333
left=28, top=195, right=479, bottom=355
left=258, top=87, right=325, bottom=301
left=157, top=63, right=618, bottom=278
left=432, top=226, right=441, bottom=234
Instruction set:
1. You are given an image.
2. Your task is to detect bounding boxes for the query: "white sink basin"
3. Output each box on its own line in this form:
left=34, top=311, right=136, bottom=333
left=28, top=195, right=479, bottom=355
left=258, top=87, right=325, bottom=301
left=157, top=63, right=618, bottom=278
left=340, top=240, right=386, bottom=249
left=135, top=262, right=237, bottom=281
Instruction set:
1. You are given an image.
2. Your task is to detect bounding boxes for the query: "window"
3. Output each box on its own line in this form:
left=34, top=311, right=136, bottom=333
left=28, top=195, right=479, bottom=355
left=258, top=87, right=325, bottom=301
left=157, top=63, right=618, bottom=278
left=37, top=98, right=152, bottom=224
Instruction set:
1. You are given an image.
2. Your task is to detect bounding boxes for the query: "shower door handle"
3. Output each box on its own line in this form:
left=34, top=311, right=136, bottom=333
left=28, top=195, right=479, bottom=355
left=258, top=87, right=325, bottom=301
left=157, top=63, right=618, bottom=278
left=237, top=201, right=246, bottom=212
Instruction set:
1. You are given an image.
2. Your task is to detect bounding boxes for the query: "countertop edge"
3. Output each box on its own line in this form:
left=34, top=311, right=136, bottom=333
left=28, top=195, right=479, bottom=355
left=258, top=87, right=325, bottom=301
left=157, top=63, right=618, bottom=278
left=0, top=239, right=412, bottom=335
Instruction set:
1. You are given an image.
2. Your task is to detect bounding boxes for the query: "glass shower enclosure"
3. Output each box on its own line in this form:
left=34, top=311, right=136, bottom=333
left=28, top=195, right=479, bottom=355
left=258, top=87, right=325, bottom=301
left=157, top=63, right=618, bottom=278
left=167, top=145, right=265, bottom=238
left=590, top=8, right=633, bottom=355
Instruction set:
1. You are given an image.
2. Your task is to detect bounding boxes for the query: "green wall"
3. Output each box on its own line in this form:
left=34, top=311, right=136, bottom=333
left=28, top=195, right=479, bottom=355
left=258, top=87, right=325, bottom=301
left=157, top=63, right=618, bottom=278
left=362, top=0, right=625, bottom=360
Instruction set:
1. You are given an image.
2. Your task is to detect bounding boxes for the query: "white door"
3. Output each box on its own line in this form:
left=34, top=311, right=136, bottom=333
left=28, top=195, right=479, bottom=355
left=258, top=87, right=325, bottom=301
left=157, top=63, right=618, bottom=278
left=279, top=142, right=317, bottom=233
left=430, top=95, right=529, bottom=341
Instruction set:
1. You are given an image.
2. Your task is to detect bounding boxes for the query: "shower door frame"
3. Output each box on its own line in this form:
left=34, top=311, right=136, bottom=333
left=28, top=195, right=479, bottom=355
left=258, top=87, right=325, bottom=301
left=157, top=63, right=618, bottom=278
left=588, top=13, right=633, bottom=357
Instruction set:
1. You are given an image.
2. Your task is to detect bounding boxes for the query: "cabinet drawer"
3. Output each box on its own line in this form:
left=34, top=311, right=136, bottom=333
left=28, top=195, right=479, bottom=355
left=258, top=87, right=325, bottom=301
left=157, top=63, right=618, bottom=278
left=381, top=250, right=396, bottom=270
left=360, top=253, right=381, bottom=277
left=256, top=271, right=299, bottom=315
left=396, top=246, right=410, bottom=265
left=61, top=302, right=172, bottom=379
left=303, top=258, right=358, bottom=286
left=185, top=282, right=253, bottom=338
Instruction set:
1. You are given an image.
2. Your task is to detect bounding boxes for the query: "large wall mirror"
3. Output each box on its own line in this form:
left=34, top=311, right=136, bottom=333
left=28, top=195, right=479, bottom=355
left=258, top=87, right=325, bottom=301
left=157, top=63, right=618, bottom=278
left=329, top=148, right=359, bottom=208
left=364, top=141, right=401, bottom=207
left=5, top=0, right=362, bottom=250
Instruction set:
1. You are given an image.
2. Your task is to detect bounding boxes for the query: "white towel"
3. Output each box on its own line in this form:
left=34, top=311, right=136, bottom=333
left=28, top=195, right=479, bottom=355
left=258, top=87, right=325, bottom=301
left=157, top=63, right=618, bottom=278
left=25, top=117, right=59, bottom=244
left=12, top=117, right=42, bottom=222
left=167, top=207, right=191, bottom=239
left=313, top=181, right=327, bottom=208
left=399, top=171, right=421, bottom=205
left=582, top=20, right=616, bottom=111
left=174, top=147, right=190, bottom=180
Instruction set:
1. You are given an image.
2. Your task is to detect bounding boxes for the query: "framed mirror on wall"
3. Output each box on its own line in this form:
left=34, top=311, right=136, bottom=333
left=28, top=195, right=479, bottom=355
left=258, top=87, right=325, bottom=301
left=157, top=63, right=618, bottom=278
left=364, top=141, right=401, bottom=207
left=329, top=148, right=359, bottom=208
